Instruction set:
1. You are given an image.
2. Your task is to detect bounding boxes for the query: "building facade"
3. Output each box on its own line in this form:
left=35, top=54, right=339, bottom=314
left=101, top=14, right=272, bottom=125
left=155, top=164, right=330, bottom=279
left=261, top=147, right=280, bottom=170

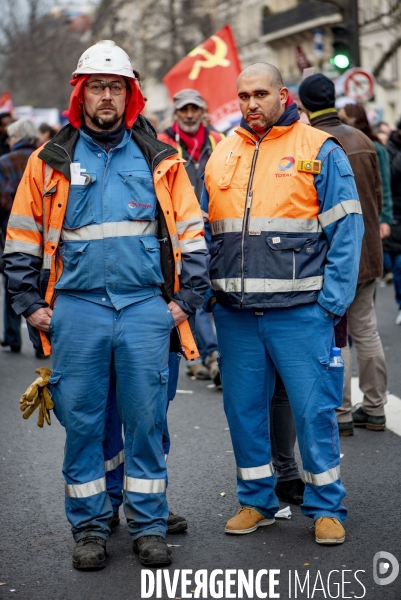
left=93, top=0, right=401, bottom=127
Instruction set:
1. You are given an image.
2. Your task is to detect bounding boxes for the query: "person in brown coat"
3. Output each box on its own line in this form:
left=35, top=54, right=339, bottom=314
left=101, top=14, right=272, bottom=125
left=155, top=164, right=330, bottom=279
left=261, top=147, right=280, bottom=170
left=299, top=74, right=387, bottom=435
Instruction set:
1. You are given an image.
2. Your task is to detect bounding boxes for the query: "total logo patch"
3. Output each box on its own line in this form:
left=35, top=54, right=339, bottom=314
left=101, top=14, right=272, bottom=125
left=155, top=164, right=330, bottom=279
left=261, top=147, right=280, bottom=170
left=128, top=201, right=152, bottom=209
left=278, top=156, right=295, bottom=171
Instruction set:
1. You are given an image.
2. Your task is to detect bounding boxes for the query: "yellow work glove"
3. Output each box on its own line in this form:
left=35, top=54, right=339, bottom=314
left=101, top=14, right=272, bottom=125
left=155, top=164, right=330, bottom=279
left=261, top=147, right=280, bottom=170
left=20, top=368, right=54, bottom=427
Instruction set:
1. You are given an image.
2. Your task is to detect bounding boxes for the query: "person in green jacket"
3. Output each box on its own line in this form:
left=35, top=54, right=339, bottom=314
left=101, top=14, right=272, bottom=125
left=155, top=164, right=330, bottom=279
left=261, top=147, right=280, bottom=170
left=339, top=103, right=393, bottom=239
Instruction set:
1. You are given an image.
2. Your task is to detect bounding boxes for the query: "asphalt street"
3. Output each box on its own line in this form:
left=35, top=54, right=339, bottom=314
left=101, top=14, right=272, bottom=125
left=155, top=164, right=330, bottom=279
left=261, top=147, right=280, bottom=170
left=0, top=281, right=400, bottom=600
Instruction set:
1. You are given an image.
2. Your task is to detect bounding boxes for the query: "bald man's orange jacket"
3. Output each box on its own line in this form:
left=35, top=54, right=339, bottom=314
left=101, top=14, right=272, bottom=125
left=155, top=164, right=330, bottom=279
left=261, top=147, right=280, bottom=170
left=3, top=123, right=209, bottom=358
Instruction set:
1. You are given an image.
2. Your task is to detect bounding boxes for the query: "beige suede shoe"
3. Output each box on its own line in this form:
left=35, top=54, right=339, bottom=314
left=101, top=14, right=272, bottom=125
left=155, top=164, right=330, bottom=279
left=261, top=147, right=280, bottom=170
left=225, top=507, right=275, bottom=535
left=315, top=517, right=345, bottom=544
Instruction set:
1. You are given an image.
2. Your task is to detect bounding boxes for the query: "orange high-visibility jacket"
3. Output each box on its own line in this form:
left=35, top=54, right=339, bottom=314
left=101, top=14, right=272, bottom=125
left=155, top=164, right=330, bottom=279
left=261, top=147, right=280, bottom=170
left=4, top=124, right=209, bottom=357
left=203, top=120, right=364, bottom=313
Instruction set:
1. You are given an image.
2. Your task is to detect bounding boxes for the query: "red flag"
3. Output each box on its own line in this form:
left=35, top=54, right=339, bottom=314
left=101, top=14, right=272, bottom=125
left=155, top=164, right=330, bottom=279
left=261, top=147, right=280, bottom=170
left=163, top=25, right=242, bottom=131
left=0, top=91, right=13, bottom=114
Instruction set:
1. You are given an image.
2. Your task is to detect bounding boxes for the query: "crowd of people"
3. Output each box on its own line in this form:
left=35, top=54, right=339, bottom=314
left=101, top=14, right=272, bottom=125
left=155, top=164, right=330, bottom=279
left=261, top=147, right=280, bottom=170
left=1, top=39, right=400, bottom=571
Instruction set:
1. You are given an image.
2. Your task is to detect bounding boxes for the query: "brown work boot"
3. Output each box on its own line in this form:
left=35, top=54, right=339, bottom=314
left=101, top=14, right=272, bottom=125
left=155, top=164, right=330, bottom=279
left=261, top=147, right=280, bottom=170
left=315, top=517, right=345, bottom=545
left=225, top=507, right=275, bottom=535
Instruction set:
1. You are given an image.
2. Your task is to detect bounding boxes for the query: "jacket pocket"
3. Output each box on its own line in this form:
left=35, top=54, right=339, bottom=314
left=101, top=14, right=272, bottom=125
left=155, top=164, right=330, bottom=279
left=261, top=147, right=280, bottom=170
left=266, top=235, right=309, bottom=280
left=118, top=171, right=157, bottom=220
left=335, top=159, right=355, bottom=178
left=57, top=242, right=89, bottom=289
left=217, top=156, right=241, bottom=189
left=140, top=236, right=164, bottom=285
left=64, top=174, right=97, bottom=229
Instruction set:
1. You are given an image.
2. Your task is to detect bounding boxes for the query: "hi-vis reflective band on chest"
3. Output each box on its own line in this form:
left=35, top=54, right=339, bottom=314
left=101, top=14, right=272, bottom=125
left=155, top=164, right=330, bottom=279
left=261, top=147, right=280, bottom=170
left=297, top=159, right=321, bottom=174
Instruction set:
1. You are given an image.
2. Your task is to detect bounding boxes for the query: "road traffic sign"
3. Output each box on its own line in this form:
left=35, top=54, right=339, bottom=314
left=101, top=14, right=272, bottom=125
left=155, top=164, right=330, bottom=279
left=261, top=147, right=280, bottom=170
left=344, top=68, right=375, bottom=102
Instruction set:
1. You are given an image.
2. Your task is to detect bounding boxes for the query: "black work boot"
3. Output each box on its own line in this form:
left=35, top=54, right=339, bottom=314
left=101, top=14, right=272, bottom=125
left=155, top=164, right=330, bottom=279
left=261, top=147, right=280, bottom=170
left=338, top=421, right=354, bottom=436
left=275, top=478, right=305, bottom=505
left=352, top=406, right=386, bottom=431
left=72, top=537, right=106, bottom=570
left=167, top=511, right=188, bottom=534
left=133, top=535, right=172, bottom=566
left=107, top=511, right=120, bottom=531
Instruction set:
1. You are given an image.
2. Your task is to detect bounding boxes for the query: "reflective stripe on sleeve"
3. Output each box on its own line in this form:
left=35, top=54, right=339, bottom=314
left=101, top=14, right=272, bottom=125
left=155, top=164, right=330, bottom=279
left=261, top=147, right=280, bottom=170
left=47, top=227, right=61, bottom=243
left=211, top=276, right=323, bottom=293
left=170, top=233, right=179, bottom=250
left=304, top=465, right=340, bottom=486
left=176, top=217, right=204, bottom=235
left=179, top=237, right=207, bottom=253
left=4, top=239, right=43, bottom=257
left=104, top=450, right=124, bottom=473
left=61, top=220, right=158, bottom=242
left=124, top=476, right=166, bottom=494
left=65, top=477, right=106, bottom=498
left=7, top=214, right=43, bottom=233
left=237, top=462, right=275, bottom=480
left=43, top=254, right=52, bottom=269
left=318, top=200, right=362, bottom=228
left=210, top=217, right=322, bottom=235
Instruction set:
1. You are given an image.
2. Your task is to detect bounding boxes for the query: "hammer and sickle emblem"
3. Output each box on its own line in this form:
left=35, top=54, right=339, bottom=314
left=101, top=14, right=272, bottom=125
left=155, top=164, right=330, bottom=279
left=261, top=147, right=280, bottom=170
left=188, top=35, right=230, bottom=80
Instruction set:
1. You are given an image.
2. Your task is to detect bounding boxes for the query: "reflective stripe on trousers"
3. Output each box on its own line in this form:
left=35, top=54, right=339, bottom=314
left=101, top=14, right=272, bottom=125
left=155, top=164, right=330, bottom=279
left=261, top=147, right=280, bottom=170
left=105, top=450, right=124, bottom=473
left=237, top=462, right=275, bottom=480
left=304, top=465, right=341, bottom=487
left=124, top=476, right=166, bottom=494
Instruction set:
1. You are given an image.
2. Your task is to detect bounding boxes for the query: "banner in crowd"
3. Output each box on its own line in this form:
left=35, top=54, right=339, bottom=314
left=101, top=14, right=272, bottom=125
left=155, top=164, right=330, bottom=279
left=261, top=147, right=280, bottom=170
left=163, top=25, right=242, bottom=131
left=0, top=92, right=14, bottom=114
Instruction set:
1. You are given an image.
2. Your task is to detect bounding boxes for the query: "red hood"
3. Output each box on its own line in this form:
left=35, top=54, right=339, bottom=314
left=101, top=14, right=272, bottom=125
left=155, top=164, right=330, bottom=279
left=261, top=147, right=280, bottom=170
left=68, top=75, right=145, bottom=129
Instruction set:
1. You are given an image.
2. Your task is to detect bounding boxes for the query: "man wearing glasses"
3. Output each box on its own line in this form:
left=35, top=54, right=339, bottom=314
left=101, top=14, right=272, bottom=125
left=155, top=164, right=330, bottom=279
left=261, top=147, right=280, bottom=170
left=3, top=41, right=209, bottom=570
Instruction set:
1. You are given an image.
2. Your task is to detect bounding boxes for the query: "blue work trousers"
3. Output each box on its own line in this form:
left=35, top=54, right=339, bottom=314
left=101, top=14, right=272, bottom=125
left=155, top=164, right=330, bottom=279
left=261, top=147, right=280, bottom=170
left=49, top=294, right=173, bottom=541
left=103, top=352, right=181, bottom=512
left=214, top=301, right=347, bottom=523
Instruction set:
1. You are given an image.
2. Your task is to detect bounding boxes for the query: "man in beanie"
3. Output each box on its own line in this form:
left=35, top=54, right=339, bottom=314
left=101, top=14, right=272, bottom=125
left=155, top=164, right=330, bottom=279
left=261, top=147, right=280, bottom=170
left=3, top=40, right=209, bottom=569
left=159, top=89, right=223, bottom=384
left=299, top=74, right=387, bottom=435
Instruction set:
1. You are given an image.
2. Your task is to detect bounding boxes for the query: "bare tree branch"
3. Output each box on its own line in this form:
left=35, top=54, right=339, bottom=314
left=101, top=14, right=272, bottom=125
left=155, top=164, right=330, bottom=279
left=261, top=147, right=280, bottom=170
left=0, top=0, right=88, bottom=109
left=360, top=0, right=401, bottom=27
left=373, top=36, right=401, bottom=78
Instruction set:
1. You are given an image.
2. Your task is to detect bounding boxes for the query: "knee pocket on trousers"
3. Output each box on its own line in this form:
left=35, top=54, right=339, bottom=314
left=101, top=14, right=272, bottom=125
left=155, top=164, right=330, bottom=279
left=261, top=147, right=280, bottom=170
left=318, top=360, right=344, bottom=413
left=48, top=371, right=65, bottom=426
left=156, top=366, right=169, bottom=425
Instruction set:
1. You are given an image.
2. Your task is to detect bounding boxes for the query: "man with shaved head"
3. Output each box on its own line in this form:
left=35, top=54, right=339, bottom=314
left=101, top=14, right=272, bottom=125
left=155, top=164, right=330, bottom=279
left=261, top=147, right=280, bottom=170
left=201, top=63, right=364, bottom=545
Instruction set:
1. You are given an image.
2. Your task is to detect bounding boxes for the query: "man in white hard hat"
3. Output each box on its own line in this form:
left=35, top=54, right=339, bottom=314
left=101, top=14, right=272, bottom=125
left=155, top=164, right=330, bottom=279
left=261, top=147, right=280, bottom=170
left=4, top=40, right=209, bottom=569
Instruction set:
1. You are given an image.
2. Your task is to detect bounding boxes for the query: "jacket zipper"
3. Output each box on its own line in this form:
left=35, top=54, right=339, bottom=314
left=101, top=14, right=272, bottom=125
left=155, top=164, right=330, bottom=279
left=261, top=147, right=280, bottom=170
left=151, top=148, right=169, bottom=172
left=240, top=139, right=260, bottom=306
left=53, top=143, right=72, bottom=164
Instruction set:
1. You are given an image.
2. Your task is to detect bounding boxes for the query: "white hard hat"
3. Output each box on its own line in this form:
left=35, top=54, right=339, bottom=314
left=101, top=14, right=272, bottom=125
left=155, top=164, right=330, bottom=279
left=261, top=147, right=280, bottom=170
left=72, top=40, right=136, bottom=79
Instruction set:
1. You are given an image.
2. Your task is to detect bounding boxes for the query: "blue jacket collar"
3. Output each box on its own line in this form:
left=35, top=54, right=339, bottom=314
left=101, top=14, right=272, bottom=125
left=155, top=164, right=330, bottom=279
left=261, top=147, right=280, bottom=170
left=11, top=139, right=37, bottom=152
left=240, top=102, right=300, bottom=135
